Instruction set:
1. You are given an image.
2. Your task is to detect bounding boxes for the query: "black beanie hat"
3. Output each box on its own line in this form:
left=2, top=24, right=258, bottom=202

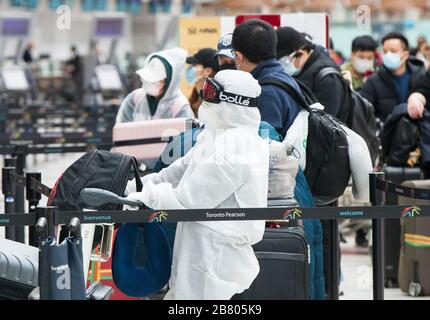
left=276, top=27, right=307, bottom=59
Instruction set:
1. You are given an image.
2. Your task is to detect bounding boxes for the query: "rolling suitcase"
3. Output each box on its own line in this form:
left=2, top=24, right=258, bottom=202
left=233, top=198, right=310, bottom=300
left=383, top=166, right=422, bottom=287
left=398, top=180, right=430, bottom=296
left=233, top=227, right=309, bottom=300
left=0, top=239, right=38, bottom=300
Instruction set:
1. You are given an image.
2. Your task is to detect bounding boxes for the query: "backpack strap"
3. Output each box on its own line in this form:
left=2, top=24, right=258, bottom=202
left=259, top=79, right=311, bottom=112
left=130, top=157, right=143, bottom=192
left=316, top=67, right=343, bottom=83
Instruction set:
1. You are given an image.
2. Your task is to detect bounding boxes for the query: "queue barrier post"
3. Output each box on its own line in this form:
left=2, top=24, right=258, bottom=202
left=369, top=172, right=386, bottom=301
left=36, top=206, right=57, bottom=239
left=14, top=149, right=26, bottom=243
left=2, top=166, right=16, bottom=241
left=27, top=172, right=42, bottom=247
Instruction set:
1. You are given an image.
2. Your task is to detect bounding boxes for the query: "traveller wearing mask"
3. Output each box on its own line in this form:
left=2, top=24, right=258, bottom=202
left=341, top=35, right=378, bottom=90
left=185, top=48, right=219, bottom=117
left=215, top=33, right=236, bottom=71
left=360, top=32, right=426, bottom=123
left=232, top=19, right=301, bottom=138
left=276, top=27, right=351, bottom=123
left=126, top=70, right=269, bottom=300
left=116, top=47, right=194, bottom=123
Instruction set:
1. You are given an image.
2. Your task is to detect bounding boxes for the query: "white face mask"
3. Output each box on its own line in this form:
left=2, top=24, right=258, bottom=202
left=352, top=58, right=374, bottom=74
left=142, top=81, right=164, bottom=97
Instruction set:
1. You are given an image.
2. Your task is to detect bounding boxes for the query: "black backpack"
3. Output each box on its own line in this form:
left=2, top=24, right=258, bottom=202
left=260, top=79, right=350, bottom=204
left=48, top=149, right=142, bottom=211
left=317, top=67, right=381, bottom=165
left=381, top=115, right=419, bottom=166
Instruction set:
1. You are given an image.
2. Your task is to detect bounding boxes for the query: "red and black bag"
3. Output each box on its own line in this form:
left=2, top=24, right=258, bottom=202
left=47, top=149, right=142, bottom=211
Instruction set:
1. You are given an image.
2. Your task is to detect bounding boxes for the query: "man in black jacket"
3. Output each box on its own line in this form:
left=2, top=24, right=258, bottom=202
left=360, top=32, right=426, bottom=123
left=276, top=27, right=351, bottom=123
left=407, top=71, right=430, bottom=178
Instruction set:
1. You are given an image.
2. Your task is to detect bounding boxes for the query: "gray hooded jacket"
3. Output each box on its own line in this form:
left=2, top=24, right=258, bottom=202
left=116, top=47, right=194, bottom=123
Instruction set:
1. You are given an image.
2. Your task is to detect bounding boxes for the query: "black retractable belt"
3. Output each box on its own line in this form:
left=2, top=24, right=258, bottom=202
left=8, top=171, right=52, bottom=197
left=376, top=179, right=430, bottom=200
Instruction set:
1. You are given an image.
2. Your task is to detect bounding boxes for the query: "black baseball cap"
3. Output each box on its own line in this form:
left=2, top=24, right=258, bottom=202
left=276, top=27, right=307, bottom=58
left=186, top=48, right=219, bottom=71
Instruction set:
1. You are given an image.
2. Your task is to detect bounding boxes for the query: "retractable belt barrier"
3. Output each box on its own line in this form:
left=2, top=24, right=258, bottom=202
left=1, top=172, right=429, bottom=300
left=0, top=203, right=428, bottom=228
left=8, top=172, right=51, bottom=197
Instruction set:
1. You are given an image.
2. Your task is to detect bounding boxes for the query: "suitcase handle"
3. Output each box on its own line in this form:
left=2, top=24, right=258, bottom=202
left=80, top=188, right=144, bottom=208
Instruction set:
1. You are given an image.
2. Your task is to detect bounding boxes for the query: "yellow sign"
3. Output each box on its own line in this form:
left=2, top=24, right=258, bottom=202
left=179, top=17, right=221, bottom=97
left=179, top=17, right=221, bottom=55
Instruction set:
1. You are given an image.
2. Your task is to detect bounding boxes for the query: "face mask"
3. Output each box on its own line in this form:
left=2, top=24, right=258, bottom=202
left=219, top=63, right=236, bottom=71
left=142, top=81, right=163, bottom=97
left=280, top=53, right=302, bottom=76
left=280, top=60, right=300, bottom=76
left=186, top=67, right=197, bottom=85
left=383, top=52, right=403, bottom=71
left=352, top=58, right=374, bottom=74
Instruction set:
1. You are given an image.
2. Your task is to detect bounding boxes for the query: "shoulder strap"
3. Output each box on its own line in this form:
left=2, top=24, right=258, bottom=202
left=259, top=79, right=311, bottom=112
left=316, top=67, right=342, bottom=83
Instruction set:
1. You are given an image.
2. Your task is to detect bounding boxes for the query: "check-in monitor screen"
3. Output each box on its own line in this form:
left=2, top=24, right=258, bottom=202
left=1, top=67, right=30, bottom=91
left=1, top=18, right=30, bottom=37
left=95, top=18, right=124, bottom=37
left=95, top=65, right=123, bottom=91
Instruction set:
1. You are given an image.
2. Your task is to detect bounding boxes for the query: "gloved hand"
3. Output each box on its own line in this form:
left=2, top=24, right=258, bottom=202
left=124, top=173, right=159, bottom=197
left=124, top=181, right=157, bottom=211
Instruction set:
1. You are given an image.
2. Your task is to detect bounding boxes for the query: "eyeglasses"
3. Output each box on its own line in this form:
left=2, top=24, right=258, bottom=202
left=199, top=77, right=258, bottom=108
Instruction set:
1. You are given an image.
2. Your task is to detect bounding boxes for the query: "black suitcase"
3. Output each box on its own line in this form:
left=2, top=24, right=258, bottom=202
left=233, top=226, right=310, bottom=300
left=383, top=166, right=422, bottom=287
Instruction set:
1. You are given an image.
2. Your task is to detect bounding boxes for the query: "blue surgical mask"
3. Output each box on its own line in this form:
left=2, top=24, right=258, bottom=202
left=281, top=60, right=301, bottom=76
left=383, top=52, right=402, bottom=71
left=186, top=67, right=197, bottom=85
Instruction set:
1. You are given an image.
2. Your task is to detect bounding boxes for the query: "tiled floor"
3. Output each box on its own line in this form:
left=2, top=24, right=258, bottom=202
left=1, top=153, right=429, bottom=300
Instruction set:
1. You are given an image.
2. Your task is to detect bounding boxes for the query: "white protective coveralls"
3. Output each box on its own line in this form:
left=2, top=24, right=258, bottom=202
left=116, top=47, right=194, bottom=123
left=127, top=70, right=269, bottom=300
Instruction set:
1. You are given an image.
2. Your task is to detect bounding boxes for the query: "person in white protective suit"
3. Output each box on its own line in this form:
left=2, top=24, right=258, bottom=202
left=116, top=47, right=194, bottom=123
left=126, top=70, right=269, bottom=300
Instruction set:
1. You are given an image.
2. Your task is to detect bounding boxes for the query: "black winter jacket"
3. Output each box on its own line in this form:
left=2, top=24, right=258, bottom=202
left=359, top=58, right=426, bottom=123
left=414, top=71, right=430, bottom=109
left=295, top=46, right=351, bottom=123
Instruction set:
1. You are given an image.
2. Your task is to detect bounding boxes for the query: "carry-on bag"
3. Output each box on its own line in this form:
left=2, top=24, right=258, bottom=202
left=398, top=180, right=430, bottom=296
left=233, top=198, right=310, bottom=300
